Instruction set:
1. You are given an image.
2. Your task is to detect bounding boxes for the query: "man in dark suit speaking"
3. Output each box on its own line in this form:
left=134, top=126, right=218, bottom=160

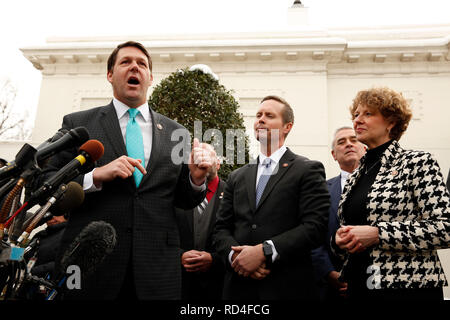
left=44, top=41, right=214, bottom=300
left=213, top=95, right=330, bottom=300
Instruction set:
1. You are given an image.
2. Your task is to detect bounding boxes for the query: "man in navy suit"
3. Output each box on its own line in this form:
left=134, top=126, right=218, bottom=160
left=311, top=126, right=365, bottom=300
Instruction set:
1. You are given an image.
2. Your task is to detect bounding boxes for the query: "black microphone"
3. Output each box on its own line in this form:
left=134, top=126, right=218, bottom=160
left=60, top=221, right=117, bottom=276
left=0, top=143, right=37, bottom=182
left=47, top=221, right=117, bottom=300
left=35, top=129, right=69, bottom=151
left=50, top=181, right=85, bottom=217
left=30, top=140, right=104, bottom=205
left=0, top=128, right=88, bottom=182
left=35, top=127, right=89, bottom=168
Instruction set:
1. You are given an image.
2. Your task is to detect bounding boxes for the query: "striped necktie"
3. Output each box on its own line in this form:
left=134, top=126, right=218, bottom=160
left=255, top=158, right=272, bottom=206
left=197, top=197, right=209, bottom=215
left=126, top=108, right=145, bottom=187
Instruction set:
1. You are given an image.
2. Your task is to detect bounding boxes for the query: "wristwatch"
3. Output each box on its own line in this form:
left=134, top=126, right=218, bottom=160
left=262, top=241, right=273, bottom=269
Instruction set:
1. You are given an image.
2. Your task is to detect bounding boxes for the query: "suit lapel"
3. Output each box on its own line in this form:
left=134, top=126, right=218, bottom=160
left=255, top=149, right=296, bottom=211
left=99, top=102, right=127, bottom=159
left=245, top=161, right=258, bottom=213
left=140, top=107, right=162, bottom=186
left=329, top=176, right=342, bottom=209
left=328, top=176, right=342, bottom=226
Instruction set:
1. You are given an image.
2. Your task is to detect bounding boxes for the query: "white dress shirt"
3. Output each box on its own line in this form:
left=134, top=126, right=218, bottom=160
left=83, top=99, right=151, bottom=192
left=340, top=170, right=351, bottom=192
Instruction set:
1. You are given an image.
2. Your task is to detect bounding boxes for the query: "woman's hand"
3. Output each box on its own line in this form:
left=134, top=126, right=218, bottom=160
left=336, top=225, right=380, bottom=254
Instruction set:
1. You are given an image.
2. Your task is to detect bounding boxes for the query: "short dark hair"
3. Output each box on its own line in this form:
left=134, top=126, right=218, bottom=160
left=260, top=95, right=294, bottom=125
left=107, top=41, right=152, bottom=73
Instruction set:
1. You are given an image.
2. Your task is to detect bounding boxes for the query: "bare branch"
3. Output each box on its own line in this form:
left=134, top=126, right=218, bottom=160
left=0, top=78, right=31, bottom=140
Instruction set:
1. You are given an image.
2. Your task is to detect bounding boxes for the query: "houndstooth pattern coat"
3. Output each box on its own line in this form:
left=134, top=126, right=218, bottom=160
left=333, top=140, right=450, bottom=289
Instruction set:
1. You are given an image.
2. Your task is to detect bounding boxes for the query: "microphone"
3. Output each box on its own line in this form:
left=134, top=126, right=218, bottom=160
left=30, top=139, right=104, bottom=205
left=35, top=127, right=90, bottom=168
left=0, top=143, right=37, bottom=182
left=50, top=181, right=85, bottom=217
left=60, top=221, right=117, bottom=276
left=47, top=221, right=117, bottom=300
left=16, top=181, right=84, bottom=246
left=0, top=127, right=88, bottom=183
left=35, top=129, right=69, bottom=150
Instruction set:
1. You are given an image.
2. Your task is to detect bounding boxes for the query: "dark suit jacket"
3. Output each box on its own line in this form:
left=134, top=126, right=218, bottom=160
left=311, top=174, right=343, bottom=299
left=175, top=179, right=226, bottom=300
left=46, top=102, right=205, bottom=300
left=213, top=148, right=330, bottom=300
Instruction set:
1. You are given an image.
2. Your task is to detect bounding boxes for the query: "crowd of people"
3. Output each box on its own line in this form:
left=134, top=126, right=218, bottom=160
left=2, top=40, right=450, bottom=301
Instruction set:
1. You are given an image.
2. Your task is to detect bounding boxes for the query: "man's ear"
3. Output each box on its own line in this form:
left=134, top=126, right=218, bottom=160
left=107, top=71, right=113, bottom=84
left=147, top=73, right=154, bottom=88
left=284, top=122, right=293, bottom=136
left=331, top=149, right=337, bottom=161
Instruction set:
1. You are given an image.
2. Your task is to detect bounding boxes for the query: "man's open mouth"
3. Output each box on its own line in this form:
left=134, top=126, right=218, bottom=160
left=128, top=77, right=140, bottom=85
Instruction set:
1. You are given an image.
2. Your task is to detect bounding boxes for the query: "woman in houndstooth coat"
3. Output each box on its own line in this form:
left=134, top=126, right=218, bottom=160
left=332, top=87, right=450, bottom=300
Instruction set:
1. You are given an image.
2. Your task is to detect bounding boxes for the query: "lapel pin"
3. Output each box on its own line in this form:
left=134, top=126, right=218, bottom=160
left=283, top=163, right=289, bottom=168
left=157, top=123, right=163, bottom=130
left=219, top=192, right=224, bottom=199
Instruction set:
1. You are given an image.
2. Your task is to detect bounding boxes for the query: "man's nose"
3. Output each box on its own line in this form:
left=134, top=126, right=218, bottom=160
left=129, top=61, right=139, bottom=71
left=346, top=142, right=356, bottom=150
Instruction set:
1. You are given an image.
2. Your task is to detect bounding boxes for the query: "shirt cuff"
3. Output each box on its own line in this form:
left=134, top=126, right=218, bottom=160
left=266, top=240, right=279, bottom=262
left=83, top=169, right=102, bottom=193
left=189, top=174, right=206, bottom=192
left=228, top=250, right=234, bottom=265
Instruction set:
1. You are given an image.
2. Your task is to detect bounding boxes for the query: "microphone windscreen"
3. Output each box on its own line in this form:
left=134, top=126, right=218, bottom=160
left=51, top=181, right=85, bottom=216
left=60, top=221, right=117, bottom=277
left=50, top=129, right=69, bottom=143
left=79, top=140, right=104, bottom=162
left=71, top=127, right=90, bottom=144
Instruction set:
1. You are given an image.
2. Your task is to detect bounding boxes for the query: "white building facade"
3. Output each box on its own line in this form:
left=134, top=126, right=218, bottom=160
left=14, top=24, right=450, bottom=181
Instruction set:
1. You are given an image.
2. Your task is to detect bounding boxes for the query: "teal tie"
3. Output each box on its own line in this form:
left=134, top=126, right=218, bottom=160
left=126, top=108, right=145, bottom=187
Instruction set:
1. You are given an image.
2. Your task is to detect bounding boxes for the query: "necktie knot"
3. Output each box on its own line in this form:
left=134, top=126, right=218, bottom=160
left=261, top=158, right=272, bottom=173
left=128, top=108, right=140, bottom=121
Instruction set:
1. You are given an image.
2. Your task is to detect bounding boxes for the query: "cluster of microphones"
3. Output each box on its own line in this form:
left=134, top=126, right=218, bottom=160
left=0, top=128, right=117, bottom=300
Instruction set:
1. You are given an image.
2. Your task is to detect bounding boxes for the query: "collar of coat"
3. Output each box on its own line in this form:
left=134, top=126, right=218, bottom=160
left=358, top=139, right=402, bottom=168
